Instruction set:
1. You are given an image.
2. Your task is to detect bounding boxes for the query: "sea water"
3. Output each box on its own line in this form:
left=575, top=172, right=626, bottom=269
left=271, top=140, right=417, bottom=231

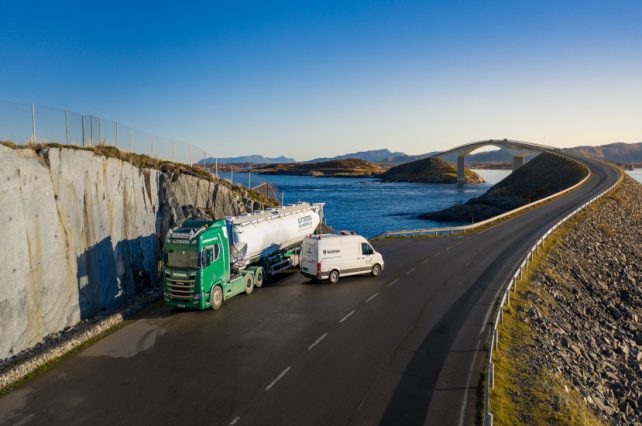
left=218, top=169, right=510, bottom=237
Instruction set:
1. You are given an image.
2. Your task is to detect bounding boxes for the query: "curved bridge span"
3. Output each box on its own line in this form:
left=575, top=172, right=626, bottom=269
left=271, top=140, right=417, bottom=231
left=0, top=143, right=621, bottom=426
left=435, top=139, right=549, bottom=185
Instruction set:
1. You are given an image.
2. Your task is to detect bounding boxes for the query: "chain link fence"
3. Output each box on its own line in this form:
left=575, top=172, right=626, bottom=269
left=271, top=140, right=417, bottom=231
left=0, top=100, right=212, bottom=166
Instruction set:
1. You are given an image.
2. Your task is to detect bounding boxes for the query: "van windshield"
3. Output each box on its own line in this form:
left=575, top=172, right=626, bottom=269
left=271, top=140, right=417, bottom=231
left=166, top=249, right=199, bottom=269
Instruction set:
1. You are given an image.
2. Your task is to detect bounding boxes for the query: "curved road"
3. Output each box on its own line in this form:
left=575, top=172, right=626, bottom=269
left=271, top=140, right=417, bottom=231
left=0, top=154, right=619, bottom=426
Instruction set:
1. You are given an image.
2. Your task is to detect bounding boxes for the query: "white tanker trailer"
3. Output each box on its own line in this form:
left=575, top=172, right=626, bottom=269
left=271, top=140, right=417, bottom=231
left=162, top=202, right=324, bottom=310
left=227, top=202, right=324, bottom=269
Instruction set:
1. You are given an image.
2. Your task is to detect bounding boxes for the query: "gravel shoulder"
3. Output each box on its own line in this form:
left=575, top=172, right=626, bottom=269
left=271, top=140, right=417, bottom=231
left=491, top=175, right=642, bottom=425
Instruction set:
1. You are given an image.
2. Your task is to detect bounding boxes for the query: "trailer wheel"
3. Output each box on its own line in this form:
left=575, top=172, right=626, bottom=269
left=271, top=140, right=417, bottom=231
left=245, top=274, right=255, bottom=295
left=210, top=286, right=223, bottom=310
left=329, top=270, right=340, bottom=284
left=255, top=269, right=265, bottom=288
left=371, top=264, right=382, bottom=277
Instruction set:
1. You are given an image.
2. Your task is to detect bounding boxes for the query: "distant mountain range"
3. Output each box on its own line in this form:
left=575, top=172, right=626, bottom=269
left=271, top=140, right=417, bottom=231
left=200, top=155, right=295, bottom=164
left=199, top=142, right=642, bottom=167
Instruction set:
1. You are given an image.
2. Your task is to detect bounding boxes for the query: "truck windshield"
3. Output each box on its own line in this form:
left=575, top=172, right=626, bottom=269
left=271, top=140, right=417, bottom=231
left=166, top=249, right=199, bottom=269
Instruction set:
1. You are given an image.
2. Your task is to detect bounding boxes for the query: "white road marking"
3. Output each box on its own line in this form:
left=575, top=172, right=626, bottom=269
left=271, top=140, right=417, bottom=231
left=387, top=278, right=400, bottom=287
left=265, top=366, right=291, bottom=391
left=457, top=342, right=479, bottom=426
left=422, top=259, right=429, bottom=264
left=340, top=309, right=356, bottom=323
left=365, top=292, right=379, bottom=303
left=229, top=416, right=241, bottom=425
left=405, top=267, right=416, bottom=275
left=308, top=332, right=328, bottom=350
left=446, top=245, right=453, bottom=251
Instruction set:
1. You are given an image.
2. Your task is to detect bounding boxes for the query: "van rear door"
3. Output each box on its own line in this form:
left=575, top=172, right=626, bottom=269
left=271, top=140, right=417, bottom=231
left=300, top=239, right=318, bottom=275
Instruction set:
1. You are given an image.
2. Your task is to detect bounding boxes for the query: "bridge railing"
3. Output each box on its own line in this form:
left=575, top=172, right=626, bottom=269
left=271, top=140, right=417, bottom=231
left=0, top=100, right=213, bottom=167
left=482, top=158, right=623, bottom=426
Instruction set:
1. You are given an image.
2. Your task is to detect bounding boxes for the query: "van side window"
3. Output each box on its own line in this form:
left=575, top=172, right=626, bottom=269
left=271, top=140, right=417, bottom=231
left=361, top=243, right=374, bottom=255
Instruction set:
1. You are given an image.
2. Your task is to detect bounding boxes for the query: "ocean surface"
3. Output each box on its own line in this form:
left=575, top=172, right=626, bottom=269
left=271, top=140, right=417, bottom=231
left=627, top=169, right=642, bottom=184
left=219, top=168, right=642, bottom=237
left=219, top=170, right=510, bottom=237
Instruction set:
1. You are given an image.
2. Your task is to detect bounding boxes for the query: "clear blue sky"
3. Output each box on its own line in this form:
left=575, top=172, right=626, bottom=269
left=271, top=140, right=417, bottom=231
left=2, top=0, right=641, bottom=160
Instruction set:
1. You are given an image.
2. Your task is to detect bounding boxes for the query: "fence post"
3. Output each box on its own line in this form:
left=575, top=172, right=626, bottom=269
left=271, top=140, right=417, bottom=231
left=31, top=104, right=37, bottom=143
left=171, top=140, right=174, bottom=162
left=65, top=110, right=69, bottom=145
left=115, top=121, right=119, bottom=148
left=81, top=115, right=85, bottom=147
left=151, top=135, right=155, bottom=158
left=129, top=128, right=133, bottom=153
left=189, top=145, right=192, bottom=165
left=99, top=118, right=103, bottom=145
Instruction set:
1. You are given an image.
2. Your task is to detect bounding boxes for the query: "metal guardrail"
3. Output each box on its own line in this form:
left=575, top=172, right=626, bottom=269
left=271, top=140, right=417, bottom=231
left=373, top=151, right=590, bottom=239
left=482, top=159, right=623, bottom=426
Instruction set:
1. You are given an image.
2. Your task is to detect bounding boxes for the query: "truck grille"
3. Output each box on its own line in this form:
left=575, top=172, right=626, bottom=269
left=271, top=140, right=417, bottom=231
left=166, top=280, right=195, bottom=300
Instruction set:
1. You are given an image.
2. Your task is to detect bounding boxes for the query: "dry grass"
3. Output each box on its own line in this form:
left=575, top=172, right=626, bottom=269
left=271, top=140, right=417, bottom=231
left=0, top=141, right=277, bottom=207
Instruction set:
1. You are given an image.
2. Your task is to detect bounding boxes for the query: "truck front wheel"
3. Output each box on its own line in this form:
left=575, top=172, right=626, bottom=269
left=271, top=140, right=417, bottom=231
left=245, top=274, right=255, bottom=295
left=329, top=270, right=340, bottom=284
left=210, top=286, right=223, bottom=310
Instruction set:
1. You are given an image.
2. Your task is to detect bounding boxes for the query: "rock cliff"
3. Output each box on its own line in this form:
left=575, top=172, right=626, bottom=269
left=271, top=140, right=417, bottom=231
left=0, top=145, right=268, bottom=360
left=254, top=158, right=385, bottom=177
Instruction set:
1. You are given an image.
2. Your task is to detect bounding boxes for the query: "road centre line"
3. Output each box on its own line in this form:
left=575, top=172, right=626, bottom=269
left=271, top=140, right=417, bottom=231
left=340, top=309, right=356, bottom=323
left=229, top=416, right=241, bottom=425
left=446, top=245, right=453, bottom=251
left=405, top=267, right=416, bottom=275
left=365, top=292, right=379, bottom=303
left=387, top=278, right=400, bottom=287
left=308, top=332, right=328, bottom=351
left=265, top=366, right=291, bottom=391
left=422, top=259, right=429, bottom=264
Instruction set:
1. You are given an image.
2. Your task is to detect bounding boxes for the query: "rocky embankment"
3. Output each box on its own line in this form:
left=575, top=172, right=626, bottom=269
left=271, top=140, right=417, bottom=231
left=379, top=156, right=484, bottom=184
left=494, top=175, right=642, bottom=425
left=0, top=144, right=271, bottom=361
left=421, top=152, right=587, bottom=222
left=254, top=158, right=385, bottom=177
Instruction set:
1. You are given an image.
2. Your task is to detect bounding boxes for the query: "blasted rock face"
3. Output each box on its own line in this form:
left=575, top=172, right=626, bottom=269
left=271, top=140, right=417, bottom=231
left=0, top=145, right=262, bottom=360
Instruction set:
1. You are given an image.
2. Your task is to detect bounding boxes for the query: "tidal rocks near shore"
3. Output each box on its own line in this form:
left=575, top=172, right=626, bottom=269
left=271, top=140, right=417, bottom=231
left=379, top=157, right=484, bottom=184
left=420, top=152, right=587, bottom=222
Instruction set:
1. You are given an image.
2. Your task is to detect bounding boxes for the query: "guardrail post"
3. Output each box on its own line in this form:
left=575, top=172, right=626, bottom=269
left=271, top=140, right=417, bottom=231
left=489, top=362, right=494, bottom=388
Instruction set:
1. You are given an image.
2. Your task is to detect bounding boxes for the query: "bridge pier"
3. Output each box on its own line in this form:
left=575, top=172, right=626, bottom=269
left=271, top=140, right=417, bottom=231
left=512, top=155, right=525, bottom=171
left=457, top=155, right=466, bottom=186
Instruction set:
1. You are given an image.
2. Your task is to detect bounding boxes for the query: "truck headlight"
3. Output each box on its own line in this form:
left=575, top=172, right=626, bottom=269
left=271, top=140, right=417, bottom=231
left=194, top=292, right=204, bottom=300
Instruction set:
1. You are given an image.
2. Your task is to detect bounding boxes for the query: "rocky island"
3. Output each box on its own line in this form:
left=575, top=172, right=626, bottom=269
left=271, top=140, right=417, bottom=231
left=420, top=152, right=588, bottom=222
left=379, top=156, right=484, bottom=184
left=253, top=158, right=385, bottom=177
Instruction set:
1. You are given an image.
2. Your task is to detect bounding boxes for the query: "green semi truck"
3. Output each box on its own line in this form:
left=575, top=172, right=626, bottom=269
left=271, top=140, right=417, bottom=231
left=162, top=203, right=323, bottom=310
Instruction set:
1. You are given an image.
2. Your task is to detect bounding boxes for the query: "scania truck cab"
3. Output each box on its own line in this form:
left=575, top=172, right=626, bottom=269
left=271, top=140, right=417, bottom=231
left=163, top=219, right=258, bottom=310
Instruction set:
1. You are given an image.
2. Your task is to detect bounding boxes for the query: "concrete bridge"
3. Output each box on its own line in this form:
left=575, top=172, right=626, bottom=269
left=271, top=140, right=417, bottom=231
left=435, top=139, right=548, bottom=185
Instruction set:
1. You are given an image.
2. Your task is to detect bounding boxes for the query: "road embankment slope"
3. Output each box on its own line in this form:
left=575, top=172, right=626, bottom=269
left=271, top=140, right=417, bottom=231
left=0, top=152, right=620, bottom=426
left=491, top=174, right=641, bottom=425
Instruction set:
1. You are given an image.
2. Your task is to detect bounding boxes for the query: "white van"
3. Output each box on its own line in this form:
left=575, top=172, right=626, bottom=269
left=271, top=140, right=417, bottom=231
left=300, top=232, right=385, bottom=283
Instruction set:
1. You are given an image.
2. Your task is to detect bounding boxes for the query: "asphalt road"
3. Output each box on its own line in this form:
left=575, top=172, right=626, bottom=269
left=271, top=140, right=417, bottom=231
left=0, top=154, right=619, bottom=426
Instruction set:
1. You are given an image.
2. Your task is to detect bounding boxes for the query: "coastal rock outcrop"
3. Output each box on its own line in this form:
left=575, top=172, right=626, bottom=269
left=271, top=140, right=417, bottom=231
left=420, top=152, right=587, bottom=222
left=379, top=156, right=484, bottom=184
left=254, top=158, right=385, bottom=177
left=0, top=145, right=267, bottom=360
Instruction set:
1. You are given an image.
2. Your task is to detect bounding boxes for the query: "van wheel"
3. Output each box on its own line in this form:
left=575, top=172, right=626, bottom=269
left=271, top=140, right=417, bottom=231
left=245, top=274, right=255, bottom=295
left=329, top=270, right=340, bottom=284
left=371, top=264, right=382, bottom=277
left=210, top=286, right=223, bottom=310
left=255, top=269, right=264, bottom=288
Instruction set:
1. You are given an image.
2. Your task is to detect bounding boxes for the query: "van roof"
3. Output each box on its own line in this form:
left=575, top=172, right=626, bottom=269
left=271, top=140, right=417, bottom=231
left=305, top=233, right=365, bottom=241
